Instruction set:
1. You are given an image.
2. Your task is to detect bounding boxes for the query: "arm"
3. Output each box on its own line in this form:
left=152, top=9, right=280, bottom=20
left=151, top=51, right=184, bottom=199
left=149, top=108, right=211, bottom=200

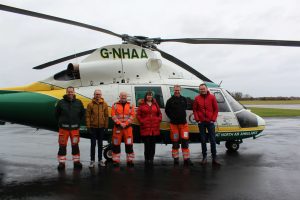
left=125, top=104, right=135, bottom=126
left=192, top=96, right=200, bottom=122
left=136, top=106, right=144, bottom=125
left=80, top=101, right=85, bottom=121
left=111, top=103, right=121, bottom=125
left=212, top=96, right=219, bottom=122
left=165, top=99, right=171, bottom=119
left=156, top=102, right=162, bottom=122
left=85, top=103, right=91, bottom=128
left=104, top=102, right=109, bottom=128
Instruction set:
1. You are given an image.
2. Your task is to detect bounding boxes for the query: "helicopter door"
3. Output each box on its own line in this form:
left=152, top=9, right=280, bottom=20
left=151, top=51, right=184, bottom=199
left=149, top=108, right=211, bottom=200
left=210, top=89, right=239, bottom=130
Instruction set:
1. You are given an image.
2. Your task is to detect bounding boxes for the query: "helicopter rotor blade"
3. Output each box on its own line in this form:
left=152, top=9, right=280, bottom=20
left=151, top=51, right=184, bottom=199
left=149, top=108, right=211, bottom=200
left=157, top=38, right=300, bottom=47
left=154, top=47, right=213, bottom=82
left=33, top=49, right=97, bottom=69
left=0, top=4, right=122, bottom=38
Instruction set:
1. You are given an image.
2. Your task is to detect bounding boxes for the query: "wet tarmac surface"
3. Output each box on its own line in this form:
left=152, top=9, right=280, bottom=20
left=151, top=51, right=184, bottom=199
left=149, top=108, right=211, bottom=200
left=1, top=118, right=300, bottom=200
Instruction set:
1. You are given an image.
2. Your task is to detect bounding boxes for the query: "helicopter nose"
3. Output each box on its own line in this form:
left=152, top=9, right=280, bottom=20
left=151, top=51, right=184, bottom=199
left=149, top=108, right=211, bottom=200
left=0, top=90, right=57, bottom=129
left=256, top=115, right=266, bottom=127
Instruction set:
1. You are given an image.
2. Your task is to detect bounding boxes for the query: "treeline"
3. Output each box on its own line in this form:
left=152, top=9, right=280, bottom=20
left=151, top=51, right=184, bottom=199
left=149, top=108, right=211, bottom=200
left=230, top=91, right=300, bottom=101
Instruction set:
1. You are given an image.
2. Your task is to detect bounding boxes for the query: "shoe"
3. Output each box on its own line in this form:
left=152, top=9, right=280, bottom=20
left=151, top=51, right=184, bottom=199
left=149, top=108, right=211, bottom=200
left=145, top=160, right=154, bottom=166
left=113, top=162, right=120, bottom=167
left=74, top=162, right=83, bottom=170
left=127, top=161, right=134, bottom=167
left=184, top=158, right=194, bottom=166
left=200, top=158, right=207, bottom=166
left=149, top=159, right=154, bottom=166
left=89, top=161, right=95, bottom=168
left=212, top=159, right=221, bottom=167
left=174, top=158, right=179, bottom=165
left=57, top=162, right=65, bottom=170
left=98, top=160, right=106, bottom=167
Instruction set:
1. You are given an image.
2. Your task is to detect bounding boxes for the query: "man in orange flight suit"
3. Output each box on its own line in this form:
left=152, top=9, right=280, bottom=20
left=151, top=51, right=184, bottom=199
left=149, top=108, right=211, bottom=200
left=111, top=92, right=135, bottom=167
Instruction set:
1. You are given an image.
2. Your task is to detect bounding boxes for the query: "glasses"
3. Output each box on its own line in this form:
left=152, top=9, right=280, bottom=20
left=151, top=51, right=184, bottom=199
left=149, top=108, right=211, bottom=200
left=95, top=94, right=102, bottom=95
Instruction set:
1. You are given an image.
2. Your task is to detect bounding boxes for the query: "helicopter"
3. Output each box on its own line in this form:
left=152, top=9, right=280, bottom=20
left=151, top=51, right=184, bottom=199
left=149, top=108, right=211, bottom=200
left=1, top=4, right=300, bottom=161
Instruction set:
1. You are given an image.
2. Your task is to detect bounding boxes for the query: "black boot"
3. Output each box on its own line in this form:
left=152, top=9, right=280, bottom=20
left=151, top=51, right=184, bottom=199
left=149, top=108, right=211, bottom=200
left=200, top=157, right=207, bottom=166
left=174, top=158, right=179, bottom=165
left=184, top=158, right=194, bottom=166
left=73, top=162, right=82, bottom=170
left=57, top=162, right=65, bottom=171
left=212, top=159, right=221, bottom=167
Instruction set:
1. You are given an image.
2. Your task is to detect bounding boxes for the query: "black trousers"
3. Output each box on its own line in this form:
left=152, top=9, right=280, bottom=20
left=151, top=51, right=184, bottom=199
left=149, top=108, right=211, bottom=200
left=90, top=128, right=104, bottom=161
left=142, top=136, right=157, bottom=161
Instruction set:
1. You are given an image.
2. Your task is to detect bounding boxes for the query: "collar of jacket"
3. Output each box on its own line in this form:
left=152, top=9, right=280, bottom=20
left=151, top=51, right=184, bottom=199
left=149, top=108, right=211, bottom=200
left=92, top=97, right=104, bottom=104
left=63, top=94, right=76, bottom=102
left=200, top=90, right=211, bottom=97
left=138, top=98, right=157, bottom=106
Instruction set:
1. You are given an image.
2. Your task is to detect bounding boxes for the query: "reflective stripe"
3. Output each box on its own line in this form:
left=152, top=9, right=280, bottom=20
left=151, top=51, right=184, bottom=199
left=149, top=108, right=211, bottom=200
left=182, top=148, right=190, bottom=159
left=112, top=153, right=120, bottom=163
left=172, top=149, right=179, bottom=158
left=126, top=153, right=135, bottom=162
left=61, top=124, right=78, bottom=128
left=57, top=155, right=66, bottom=163
left=72, top=155, right=80, bottom=162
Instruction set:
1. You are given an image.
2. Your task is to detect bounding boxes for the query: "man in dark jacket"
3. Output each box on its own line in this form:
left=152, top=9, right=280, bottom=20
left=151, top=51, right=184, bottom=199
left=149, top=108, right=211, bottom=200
left=193, top=83, right=220, bottom=166
left=165, top=85, right=193, bottom=166
left=55, top=86, right=85, bottom=170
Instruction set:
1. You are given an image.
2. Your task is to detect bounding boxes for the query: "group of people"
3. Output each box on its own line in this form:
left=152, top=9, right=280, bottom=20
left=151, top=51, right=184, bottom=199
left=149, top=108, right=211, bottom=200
left=54, top=83, right=220, bottom=170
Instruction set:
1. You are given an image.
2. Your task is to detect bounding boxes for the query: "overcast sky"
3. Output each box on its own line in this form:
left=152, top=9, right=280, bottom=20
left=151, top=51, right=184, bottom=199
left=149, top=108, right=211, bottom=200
left=0, top=0, right=300, bottom=97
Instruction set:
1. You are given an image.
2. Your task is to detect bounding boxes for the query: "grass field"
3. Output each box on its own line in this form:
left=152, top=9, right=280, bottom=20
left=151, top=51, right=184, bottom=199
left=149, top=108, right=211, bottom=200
left=247, top=107, right=300, bottom=117
left=239, top=100, right=300, bottom=105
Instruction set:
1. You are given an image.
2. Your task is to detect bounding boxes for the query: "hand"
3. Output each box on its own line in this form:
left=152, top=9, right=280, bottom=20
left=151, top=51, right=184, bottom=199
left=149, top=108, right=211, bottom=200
left=120, top=123, right=126, bottom=128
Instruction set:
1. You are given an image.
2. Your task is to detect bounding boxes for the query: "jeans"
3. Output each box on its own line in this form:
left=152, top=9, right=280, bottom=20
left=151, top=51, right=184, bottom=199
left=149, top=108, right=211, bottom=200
left=142, top=136, right=156, bottom=161
left=90, top=128, right=104, bottom=161
left=198, top=122, right=217, bottom=159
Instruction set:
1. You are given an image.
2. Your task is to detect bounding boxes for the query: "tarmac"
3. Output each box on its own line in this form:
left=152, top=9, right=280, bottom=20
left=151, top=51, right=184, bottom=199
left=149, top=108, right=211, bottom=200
left=0, top=117, right=300, bottom=200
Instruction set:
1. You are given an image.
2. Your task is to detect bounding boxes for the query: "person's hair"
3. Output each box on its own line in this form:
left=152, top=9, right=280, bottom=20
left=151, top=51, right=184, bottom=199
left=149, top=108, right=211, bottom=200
left=66, top=86, right=74, bottom=91
left=199, top=83, right=207, bottom=88
left=94, top=89, right=102, bottom=95
left=144, top=91, right=153, bottom=102
left=174, top=84, right=181, bottom=90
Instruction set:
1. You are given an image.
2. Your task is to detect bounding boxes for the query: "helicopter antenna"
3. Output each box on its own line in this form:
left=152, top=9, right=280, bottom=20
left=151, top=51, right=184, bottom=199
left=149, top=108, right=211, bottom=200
left=218, top=80, right=223, bottom=87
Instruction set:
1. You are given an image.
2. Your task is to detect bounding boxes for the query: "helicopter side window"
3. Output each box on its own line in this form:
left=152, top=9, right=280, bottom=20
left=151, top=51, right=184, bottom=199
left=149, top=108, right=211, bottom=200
left=134, top=86, right=164, bottom=108
left=211, top=91, right=231, bottom=112
left=54, top=69, right=80, bottom=81
left=223, top=90, right=244, bottom=112
left=170, top=87, right=198, bottom=110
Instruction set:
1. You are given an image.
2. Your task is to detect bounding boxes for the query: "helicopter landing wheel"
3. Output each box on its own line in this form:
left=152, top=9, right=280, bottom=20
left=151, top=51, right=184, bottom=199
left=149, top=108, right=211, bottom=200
left=225, top=141, right=240, bottom=152
left=103, top=144, right=113, bottom=162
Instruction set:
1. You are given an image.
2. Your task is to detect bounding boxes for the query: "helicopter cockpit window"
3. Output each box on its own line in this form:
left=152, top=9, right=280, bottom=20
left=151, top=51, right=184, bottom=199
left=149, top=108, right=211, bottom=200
left=223, top=90, right=244, bottom=112
left=54, top=69, right=80, bottom=81
left=211, top=91, right=231, bottom=112
left=170, top=87, right=198, bottom=110
left=134, top=86, right=164, bottom=108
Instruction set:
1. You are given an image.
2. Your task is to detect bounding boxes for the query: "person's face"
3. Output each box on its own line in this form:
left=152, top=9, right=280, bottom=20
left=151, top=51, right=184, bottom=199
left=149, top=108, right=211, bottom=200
left=66, top=88, right=75, bottom=99
left=174, top=87, right=181, bottom=97
left=94, top=91, right=102, bottom=101
left=146, top=94, right=153, bottom=102
left=119, top=93, right=127, bottom=102
left=199, top=85, right=208, bottom=95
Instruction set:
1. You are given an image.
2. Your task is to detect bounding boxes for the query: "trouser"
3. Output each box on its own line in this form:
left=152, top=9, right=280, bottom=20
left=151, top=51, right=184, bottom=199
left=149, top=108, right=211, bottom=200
left=57, top=128, right=80, bottom=163
left=142, top=136, right=156, bottom=161
left=112, top=126, right=134, bottom=163
left=198, top=122, right=217, bottom=159
left=170, top=123, right=190, bottom=160
left=90, top=128, right=104, bottom=161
